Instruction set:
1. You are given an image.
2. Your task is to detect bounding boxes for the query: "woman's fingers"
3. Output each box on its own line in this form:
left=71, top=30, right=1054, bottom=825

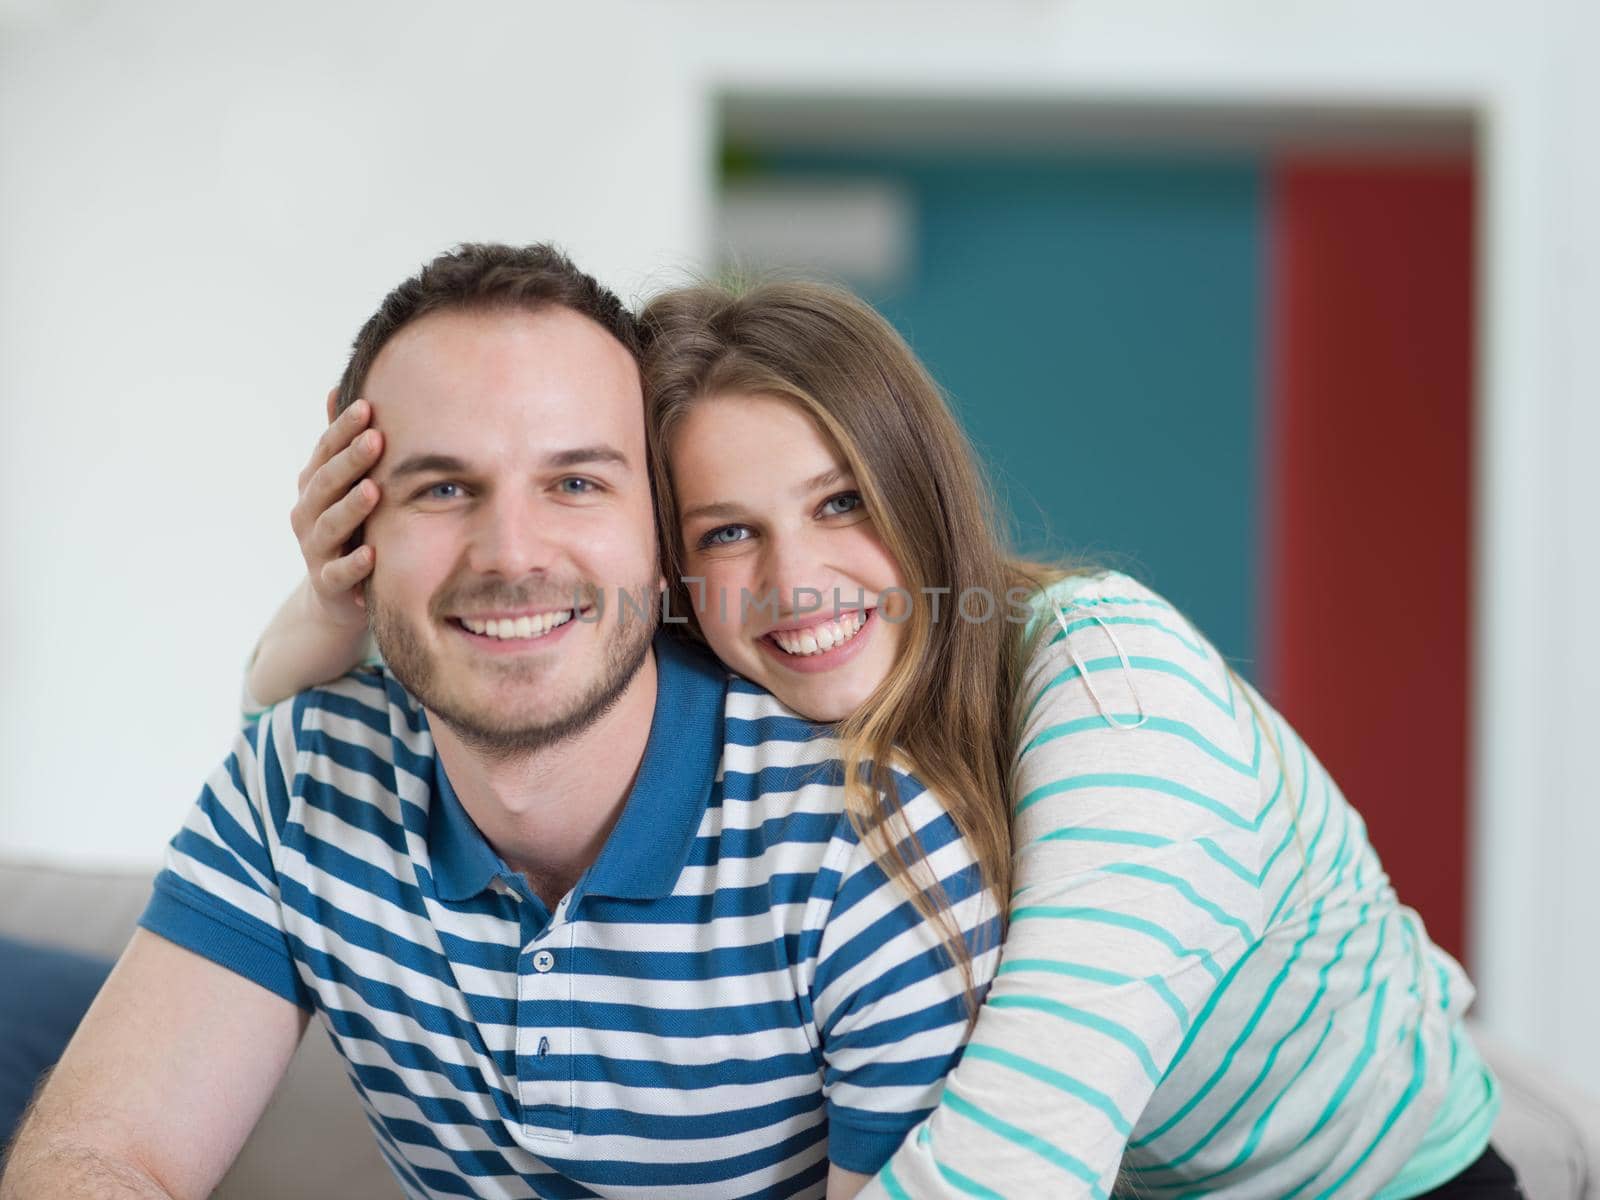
left=307, top=478, right=381, bottom=565
left=319, top=544, right=375, bottom=596
left=296, top=397, right=371, bottom=493
left=293, top=428, right=383, bottom=541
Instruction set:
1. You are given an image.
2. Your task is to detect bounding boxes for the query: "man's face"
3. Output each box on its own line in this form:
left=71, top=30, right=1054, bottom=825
left=360, top=306, right=660, bottom=756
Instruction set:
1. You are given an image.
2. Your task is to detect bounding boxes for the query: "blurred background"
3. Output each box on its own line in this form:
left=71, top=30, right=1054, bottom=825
left=2, top=0, right=1596, bottom=1090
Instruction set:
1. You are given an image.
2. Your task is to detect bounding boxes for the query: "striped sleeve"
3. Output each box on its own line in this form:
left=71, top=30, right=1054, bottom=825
left=139, top=703, right=311, bottom=1009
left=865, top=575, right=1268, bottom=1200
left=808, top=772, right=1001, bottom=1176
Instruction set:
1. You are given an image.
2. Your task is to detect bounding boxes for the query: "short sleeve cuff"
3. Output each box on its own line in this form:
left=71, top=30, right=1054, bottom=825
left=826, top=1105, right=924, bottom=1175
left=139, top=869, right=311, bottom=1011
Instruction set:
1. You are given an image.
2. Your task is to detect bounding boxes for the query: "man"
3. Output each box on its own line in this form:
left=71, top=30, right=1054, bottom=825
left=1, top=245, right=993, bottom=1199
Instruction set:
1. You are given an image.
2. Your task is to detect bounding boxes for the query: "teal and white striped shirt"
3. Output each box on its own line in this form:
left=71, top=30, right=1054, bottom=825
left=867, top=573, right=1497, bottom=1200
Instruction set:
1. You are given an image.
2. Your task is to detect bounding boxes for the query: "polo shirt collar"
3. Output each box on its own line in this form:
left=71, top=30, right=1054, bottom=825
left=426, top=634, right=727, bottom=904
left=427, top=746, right=503, bottom=903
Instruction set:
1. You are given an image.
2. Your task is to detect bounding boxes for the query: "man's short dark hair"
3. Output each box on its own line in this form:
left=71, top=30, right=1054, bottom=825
left=334, top=242, right=640, bottom=415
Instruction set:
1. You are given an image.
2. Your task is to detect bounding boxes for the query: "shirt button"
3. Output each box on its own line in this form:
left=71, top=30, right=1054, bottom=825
left=532, top=949, right=555, bottom=973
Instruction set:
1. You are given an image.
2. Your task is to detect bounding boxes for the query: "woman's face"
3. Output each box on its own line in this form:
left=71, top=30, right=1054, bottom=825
left=670, top=393, right=907, bottom=722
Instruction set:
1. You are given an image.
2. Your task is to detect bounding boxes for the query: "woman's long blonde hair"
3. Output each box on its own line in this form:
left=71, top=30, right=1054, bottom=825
left=638, top=279, right=1058, bottom=1013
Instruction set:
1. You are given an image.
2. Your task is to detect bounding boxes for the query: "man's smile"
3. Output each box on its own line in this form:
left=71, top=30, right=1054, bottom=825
left=455, top=608, right=582, bottom=639
left=448, top=605, right=596, bottom=648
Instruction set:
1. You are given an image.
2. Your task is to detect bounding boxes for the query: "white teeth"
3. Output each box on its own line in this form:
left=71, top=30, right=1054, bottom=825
left=771, top=610, right=867, bottom=657
left=460, top=611, right=576, bottom=640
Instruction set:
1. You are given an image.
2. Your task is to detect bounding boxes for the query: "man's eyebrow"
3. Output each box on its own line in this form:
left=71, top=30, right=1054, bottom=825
left=544, top=445, right=631, bottom=471
left=381, top=446, right=632, bottom=481
left=384, top=453, right=469, bottom=480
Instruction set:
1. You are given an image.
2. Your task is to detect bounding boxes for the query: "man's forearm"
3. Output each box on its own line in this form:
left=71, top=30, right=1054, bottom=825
left=2, top=1077, right=178, bottom=1200
left=1, top=1142, right=176, bottom=1200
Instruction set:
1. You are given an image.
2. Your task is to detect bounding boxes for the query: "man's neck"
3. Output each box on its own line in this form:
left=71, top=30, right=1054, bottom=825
left=428, top=650, right=659, bottom=910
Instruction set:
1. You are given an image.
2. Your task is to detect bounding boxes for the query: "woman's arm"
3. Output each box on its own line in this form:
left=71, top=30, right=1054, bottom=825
left=246, top=577, right=374, bottom=711
left=826, top=1166, right=869, bottom=1200
left=244, top=395, right=382, bottom=710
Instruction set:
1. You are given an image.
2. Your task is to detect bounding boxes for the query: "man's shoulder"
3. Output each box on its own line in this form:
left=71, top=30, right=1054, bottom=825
left=720, top=673, right=837, bottom=748
left=254, top=667, right=430, bottom=768
left=716, top=673, right=940, bottom=835
left=658, top=632, right=842, bottom=759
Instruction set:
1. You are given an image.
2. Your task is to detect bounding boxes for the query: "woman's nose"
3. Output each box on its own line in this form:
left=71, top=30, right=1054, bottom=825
left=759, top=531, right=836, bottom=620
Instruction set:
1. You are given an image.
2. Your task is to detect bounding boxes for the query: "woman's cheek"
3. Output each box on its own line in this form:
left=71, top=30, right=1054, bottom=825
left=692, top=561, right=749, bottom=648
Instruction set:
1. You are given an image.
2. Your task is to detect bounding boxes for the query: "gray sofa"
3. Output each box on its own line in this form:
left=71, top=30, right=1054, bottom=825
left=0, top=857, right=393, bottom=1199
left=3, top=856, right=1597, bottom=1199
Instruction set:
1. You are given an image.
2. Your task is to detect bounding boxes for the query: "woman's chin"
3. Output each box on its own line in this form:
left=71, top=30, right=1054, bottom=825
left=782, top=696, right=851, bottom=724
left=766, top=677, right=869, bottom=725
left=711, top=636, right=888, bottom=723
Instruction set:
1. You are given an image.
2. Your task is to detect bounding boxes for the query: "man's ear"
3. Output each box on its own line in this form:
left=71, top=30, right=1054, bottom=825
left=325, top=385, right=339, bottom=424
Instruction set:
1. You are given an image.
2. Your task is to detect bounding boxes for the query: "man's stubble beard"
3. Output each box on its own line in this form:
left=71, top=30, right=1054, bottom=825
left=367, top=579, right=657, bottom=761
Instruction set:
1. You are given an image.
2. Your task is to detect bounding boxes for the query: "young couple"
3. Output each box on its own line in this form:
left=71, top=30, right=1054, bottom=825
left=3, top=244, right=1514, bottom=1200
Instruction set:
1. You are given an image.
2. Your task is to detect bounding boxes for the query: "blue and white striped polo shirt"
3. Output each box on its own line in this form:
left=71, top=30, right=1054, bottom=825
left=140, top=635, right=997, bottom=1199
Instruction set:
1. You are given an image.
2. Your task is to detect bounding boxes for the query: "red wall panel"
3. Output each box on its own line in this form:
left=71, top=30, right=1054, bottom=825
left=1264, top=158, right=1475, bottom=962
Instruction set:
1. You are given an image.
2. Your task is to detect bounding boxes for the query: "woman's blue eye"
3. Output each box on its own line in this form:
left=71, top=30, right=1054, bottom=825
left=820, top=491, right=863, bottom=517
left=559, top=477, right=596, bottom=495
left=699, top=525, right=751, bottom=549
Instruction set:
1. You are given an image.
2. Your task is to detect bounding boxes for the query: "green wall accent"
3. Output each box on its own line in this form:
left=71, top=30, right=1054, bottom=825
left=749, top=152, right=1266, bottom=670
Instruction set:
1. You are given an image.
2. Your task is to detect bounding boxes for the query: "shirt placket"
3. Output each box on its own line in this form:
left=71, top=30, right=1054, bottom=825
left=514, top=888, right=577, bottom=1142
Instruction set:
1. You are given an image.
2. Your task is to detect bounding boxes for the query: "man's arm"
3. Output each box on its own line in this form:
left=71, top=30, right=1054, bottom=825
left=807, top=770, right=1001, bottom=1185
left=1, top=929, right=309, bottom=1199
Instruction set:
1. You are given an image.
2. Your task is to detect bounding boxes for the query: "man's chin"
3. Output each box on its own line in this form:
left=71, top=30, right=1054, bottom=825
left=369, top=584, right=657, bottom=759
left=419, top=638, right=652, bottom=759
left=427, top=701, right=577, bottom=758
left=427, top=683, right=638, bottom=759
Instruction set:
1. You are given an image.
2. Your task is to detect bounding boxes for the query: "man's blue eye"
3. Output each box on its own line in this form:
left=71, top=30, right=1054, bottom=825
left=427, top=482, right=463, bottom=500
left=821, top=492, right=863, bottom=517
left=700, top=525, right=750, bottom=548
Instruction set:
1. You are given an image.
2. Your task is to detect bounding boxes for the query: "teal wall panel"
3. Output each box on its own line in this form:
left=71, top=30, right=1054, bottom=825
left=752, top=153, right=1265, bottom=670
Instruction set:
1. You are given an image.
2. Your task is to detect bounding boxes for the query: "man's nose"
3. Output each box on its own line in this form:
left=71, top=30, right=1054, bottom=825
left=466, top=493, right=557, bottom=578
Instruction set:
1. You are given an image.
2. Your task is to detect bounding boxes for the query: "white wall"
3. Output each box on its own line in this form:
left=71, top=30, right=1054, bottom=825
left=3, top=0, right=1595, bottom=1085
left=0, top=0, right=708, bottom=861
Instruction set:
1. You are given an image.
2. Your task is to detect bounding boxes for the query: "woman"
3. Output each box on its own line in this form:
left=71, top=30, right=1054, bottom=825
left=248, top=280, right=1514, bottom=1199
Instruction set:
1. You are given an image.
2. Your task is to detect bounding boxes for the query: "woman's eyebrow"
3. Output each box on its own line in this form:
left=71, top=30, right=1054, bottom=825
left=797, top=466, right=849, bottom=494
left=680, top=499, right=745, bottom=523
left=682, top=467, right=855, bottom=523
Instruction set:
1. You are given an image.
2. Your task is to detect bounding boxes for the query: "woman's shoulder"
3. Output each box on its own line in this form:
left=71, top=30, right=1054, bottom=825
left=1016, top=569, right=1241, bottom=735
left=1029, top=568, right=1167, bottom=610
left=1024, top=571, right=1216, bottom=659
